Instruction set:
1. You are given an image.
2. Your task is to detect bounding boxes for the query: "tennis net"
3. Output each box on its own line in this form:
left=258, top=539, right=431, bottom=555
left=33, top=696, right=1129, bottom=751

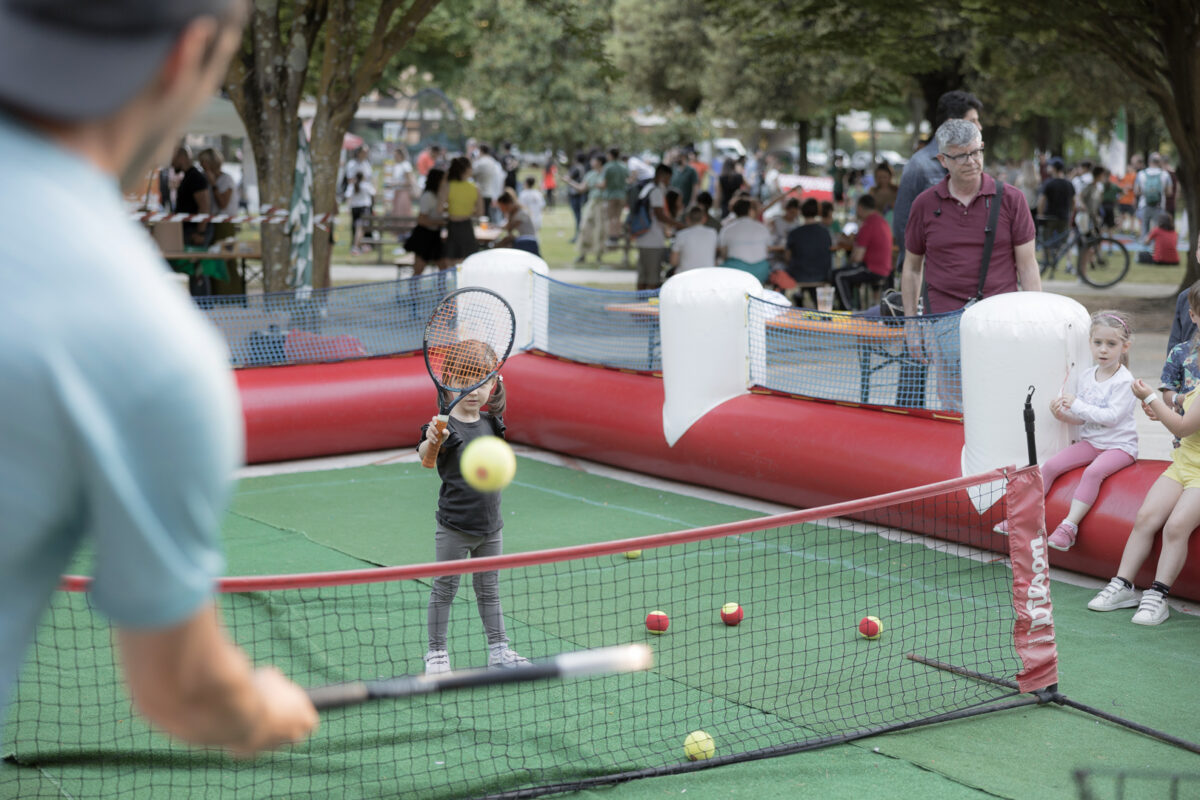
left=2, top=467, right=1055, bottom=799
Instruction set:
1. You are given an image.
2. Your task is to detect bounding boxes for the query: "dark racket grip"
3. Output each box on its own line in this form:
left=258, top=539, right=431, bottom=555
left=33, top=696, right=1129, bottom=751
left=420, top=416, right=449, bottom=469
left=307, top=681, right=370, bottom=710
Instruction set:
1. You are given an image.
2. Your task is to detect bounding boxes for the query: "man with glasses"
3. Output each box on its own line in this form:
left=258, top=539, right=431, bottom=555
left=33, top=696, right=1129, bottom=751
left=891, top=90, right=983, bottom=407
left=899, top=118, right=1041, bottom=407
left=892, top=91, right=983, bottom=275
left=0, top=0, right=317, bottom=757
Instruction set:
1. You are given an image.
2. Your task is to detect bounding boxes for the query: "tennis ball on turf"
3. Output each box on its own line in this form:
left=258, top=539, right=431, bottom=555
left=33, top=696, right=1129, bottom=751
left=624, top=550, right=642, bottom=559
left=459, top=436, right=516, bottom=492
left=720, top=602, right=744, bottom=626
left=645, top=610, right=669, bottom=634
left=859, top=615, right=883, bottom=639
left=683, top=730, right=715, bottom=761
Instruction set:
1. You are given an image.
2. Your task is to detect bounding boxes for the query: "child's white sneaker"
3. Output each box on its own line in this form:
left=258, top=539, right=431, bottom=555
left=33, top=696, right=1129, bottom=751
left=488, top=643, right=530, bottom=668
left=1087, top=578, right=1139, bottom=611
left=1131, top=589, right=1169, bottom=626
left=424, top=649, right=451, bottom=675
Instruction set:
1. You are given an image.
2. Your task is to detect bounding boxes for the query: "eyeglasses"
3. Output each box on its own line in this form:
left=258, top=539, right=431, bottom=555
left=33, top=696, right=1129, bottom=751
left=941, top=146, right=985, bottom=163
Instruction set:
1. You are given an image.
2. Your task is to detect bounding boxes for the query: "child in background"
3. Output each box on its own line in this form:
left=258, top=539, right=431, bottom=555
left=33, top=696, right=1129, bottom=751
left=418, top=341, right=529, bottom=673
left=995, top=311, right=1138, bottom=550
left=1090, top=370, right=1200, bottom=626
left=1139, top=212, right=1180, bottom=265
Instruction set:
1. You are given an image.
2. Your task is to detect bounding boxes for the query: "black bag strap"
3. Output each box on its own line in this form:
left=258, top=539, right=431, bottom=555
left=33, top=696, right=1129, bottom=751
left=976, top=180, right=1005, bottom=302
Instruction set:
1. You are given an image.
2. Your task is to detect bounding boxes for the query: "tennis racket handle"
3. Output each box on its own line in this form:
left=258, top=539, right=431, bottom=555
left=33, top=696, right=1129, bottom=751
left=420, top=417, right=449, bottom=469
left=307, top=681, right=370, bottom=710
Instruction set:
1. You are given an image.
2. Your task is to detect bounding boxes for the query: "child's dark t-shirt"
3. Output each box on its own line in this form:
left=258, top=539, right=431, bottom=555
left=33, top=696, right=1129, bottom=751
left=419, top=414, right=506, bottom=536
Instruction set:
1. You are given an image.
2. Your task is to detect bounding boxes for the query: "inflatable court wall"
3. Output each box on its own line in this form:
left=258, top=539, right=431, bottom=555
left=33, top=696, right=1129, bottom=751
left=234, top=253, right=1200, bottom=600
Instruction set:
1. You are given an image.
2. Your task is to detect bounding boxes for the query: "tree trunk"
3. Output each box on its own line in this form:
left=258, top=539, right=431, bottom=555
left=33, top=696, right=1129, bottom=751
left=907, top=92, right=925, bottom=153
left=1180, top=171, right=1197, bottom=290
left=309, top=106, right=355, bottom=290
left=797, top=119, right=809, bottom=174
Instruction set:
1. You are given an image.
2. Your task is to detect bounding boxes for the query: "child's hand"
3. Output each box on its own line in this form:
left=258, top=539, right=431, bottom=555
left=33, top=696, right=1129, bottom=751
left=1143, top=402, right=1160, bottom=421
left=1059, top=393, right=1076, bottom=407
left=425, top=417, right=448, bottom=446
left=1049, top=397, right=1072, bottom=421
left=1130, top=378, right=1153, bottom=401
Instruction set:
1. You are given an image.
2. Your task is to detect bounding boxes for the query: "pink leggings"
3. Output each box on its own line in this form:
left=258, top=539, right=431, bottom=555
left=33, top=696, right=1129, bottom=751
left=1041, top=441, right=1136, bottom=506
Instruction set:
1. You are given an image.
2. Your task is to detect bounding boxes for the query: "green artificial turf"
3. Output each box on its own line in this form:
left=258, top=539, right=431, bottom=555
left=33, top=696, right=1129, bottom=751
left=5, top=460, right=1198, bottom=800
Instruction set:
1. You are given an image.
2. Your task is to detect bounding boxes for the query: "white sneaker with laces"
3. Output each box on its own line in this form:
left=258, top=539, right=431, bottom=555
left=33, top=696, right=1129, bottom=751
left=1087, top=578, right=1140, bottom=611
left=424, top=649, right=451, bottom=675
left=1131, top=589, right=1169, bottom=626
left=488, top=643, right=530, bottom=668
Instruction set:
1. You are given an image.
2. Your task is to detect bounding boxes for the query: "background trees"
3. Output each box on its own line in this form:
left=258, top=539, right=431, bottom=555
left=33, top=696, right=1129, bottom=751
left=225, top=0, right=1196, bottom=289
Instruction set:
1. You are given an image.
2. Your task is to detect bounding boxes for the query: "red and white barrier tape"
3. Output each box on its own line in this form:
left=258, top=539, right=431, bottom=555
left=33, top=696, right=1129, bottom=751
left=131, top=207, right=336, bottom=225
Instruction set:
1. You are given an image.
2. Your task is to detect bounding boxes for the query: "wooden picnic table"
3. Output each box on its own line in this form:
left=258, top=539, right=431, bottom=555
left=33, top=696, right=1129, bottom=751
left=602, top=299, right=661, bottom=371
left=159, top=239, right=264, bottom=290
left=765, top=309, right=908, bottom=403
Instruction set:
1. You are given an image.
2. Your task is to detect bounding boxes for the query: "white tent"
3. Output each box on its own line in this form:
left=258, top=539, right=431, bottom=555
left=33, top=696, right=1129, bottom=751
left=188, top=95, right=246, bottom=138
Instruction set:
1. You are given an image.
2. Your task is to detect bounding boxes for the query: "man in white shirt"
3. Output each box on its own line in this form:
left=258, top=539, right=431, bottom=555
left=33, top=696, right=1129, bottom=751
left=633, top=164, right=675, bottom=290
left=473, top=144, right=506, bottom=223
left=717, top=197, right=773, bottom=283
left=670, top=206, right=718, bottom=274
left=767, top=197, right=803, bottom=272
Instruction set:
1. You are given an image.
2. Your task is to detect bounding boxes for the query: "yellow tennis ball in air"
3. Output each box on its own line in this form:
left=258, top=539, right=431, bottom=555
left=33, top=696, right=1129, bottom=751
left=683, top=730, right=715, bottom=761
left=624, top=550, right=642, bottom=559
left=459, top=436, right=516, bottom=492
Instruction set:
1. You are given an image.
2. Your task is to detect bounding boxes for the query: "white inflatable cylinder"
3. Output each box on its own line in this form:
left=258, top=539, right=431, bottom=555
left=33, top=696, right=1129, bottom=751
left=961, top=293, right=1092, bottom=505
left=459, top=250, right=549, bottom=350
left=661, top=268, right=764, bottom=446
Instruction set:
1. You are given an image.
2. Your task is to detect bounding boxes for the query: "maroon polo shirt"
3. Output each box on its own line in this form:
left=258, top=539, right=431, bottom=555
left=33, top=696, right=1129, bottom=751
left=904, top=173, right=1036, bottom=314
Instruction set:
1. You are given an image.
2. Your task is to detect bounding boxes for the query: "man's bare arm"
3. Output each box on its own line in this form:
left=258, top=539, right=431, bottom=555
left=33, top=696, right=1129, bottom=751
left=900, top=250, right=924, bottom=316
left=1014, top=239, right=1041, bottom=292
left=118, top=602, right=317, bottom=756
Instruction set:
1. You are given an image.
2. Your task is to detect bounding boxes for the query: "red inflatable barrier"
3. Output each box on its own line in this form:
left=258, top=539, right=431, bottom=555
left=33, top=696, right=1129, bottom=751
left=233, top=353, right=1200, bottom=600
left=236, top=355, right=433, bottom=464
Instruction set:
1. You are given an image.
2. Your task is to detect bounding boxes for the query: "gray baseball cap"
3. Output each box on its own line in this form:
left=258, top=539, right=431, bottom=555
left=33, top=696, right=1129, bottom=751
left=0, top=0, right=234, bottom=121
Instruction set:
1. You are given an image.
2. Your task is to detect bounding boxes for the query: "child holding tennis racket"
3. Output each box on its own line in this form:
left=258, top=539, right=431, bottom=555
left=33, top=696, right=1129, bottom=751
left=418, top=339, right=529, bottom=674
left=996, top=311, right=1138, bottom=551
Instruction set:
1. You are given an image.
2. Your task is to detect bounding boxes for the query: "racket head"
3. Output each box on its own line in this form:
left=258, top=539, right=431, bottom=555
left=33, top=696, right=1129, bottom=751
left=423, top=287, right=516, bottom=411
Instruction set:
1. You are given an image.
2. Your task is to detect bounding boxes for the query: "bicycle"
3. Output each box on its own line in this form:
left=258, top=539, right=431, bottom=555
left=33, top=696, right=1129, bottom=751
left=1035, top=216, right=1130, bottom=288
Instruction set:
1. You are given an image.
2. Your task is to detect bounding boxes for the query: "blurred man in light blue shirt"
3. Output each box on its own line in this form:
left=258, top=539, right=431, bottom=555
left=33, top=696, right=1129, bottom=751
left=0, top=0, right=316, bottom=756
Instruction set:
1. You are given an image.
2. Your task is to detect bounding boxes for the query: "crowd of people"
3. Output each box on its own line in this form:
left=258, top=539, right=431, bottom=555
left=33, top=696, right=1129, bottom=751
left=345, top=140, right=549, bottom=273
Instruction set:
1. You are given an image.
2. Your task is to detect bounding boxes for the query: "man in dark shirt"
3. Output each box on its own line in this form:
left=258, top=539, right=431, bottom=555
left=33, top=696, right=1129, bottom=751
left=169, top=145, right=213, bottom=295
left=171, top=145, right=210, bottom=246
left=784, top=198, right=833, bottom=293
left=1037, top=157, right=1075, bottom=245
left=669, top=148, right=699, bottom=210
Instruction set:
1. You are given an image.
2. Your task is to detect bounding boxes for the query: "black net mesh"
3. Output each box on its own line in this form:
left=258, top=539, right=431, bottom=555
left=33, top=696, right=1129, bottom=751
left=3, top=475, right=1032, bottom=799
